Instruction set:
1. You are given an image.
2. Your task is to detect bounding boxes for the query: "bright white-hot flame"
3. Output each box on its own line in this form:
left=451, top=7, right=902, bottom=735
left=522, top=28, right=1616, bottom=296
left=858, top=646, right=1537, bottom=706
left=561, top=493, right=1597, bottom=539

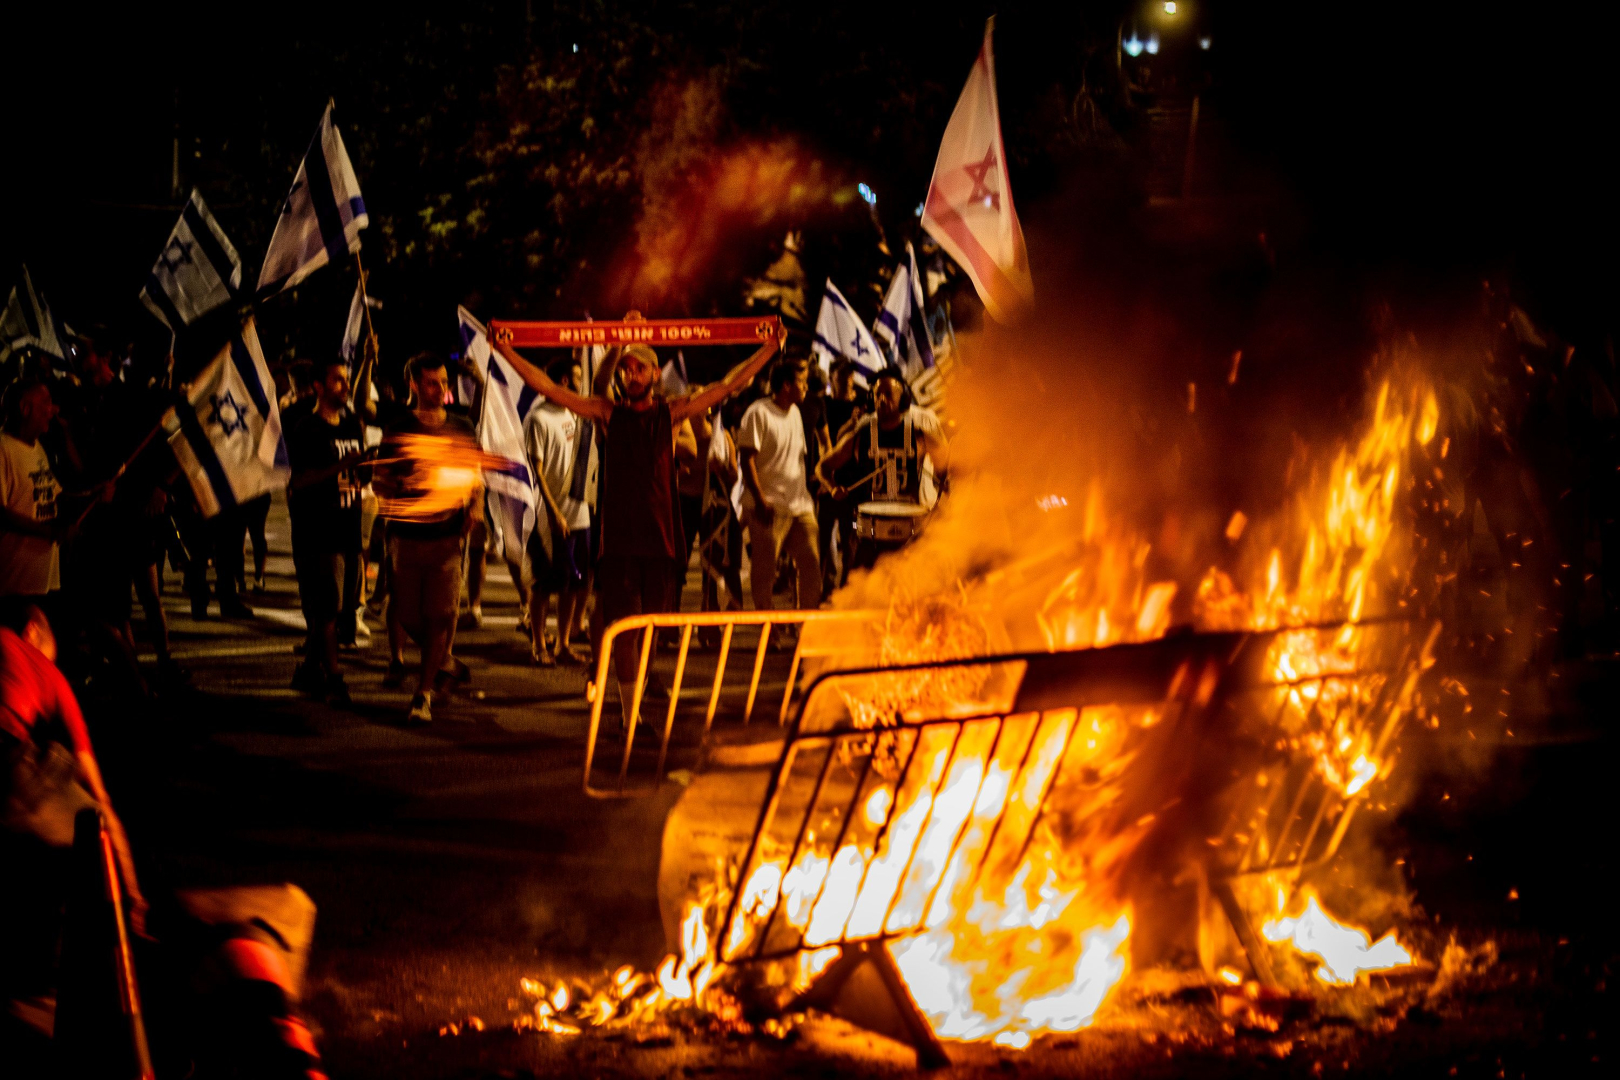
left=706, top=371, right=1440, bottom=1051
left=890, top=913, right=1131, bottom=1045
left=1344, top=753, right=1379, bottom=796
left=1262, top=892, right=1413, bottom=985
left=864, top=786, right=892, bottom=825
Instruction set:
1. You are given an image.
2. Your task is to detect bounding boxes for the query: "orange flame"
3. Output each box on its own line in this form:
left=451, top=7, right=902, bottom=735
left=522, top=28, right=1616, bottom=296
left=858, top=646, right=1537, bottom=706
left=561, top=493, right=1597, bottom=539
left=1262, top=888, right=1414, bottom=985
left=374, top=432, right=516, bottom=523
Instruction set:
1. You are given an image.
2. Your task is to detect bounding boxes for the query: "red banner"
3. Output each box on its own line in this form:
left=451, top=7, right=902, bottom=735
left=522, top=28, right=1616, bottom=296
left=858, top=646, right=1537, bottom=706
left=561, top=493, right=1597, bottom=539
left=489, top=316, right=781, bottom=349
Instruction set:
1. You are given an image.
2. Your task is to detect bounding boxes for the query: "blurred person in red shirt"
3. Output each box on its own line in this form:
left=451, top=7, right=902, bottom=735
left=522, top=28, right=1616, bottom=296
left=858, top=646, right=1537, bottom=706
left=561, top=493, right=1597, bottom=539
left=1, top=602, right=144, bottom=1002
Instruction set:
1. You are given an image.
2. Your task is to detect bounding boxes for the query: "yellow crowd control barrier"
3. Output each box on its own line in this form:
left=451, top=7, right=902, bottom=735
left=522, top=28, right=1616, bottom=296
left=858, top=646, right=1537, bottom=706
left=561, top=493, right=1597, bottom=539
left=582, top=609, right=882, bottom=798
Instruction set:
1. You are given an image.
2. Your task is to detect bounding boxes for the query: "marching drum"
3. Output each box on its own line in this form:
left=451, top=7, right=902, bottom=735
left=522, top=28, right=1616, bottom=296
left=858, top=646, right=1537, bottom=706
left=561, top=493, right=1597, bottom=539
left=855, top=500, right=931, bottom=545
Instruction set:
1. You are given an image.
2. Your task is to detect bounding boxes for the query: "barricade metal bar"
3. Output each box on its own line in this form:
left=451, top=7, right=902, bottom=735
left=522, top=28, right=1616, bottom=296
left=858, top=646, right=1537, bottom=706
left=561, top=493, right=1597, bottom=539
left=617, top=625, right=656, bottom=793
left=962, top=712, right=1054, bottom=906
left=1008, top=710, right=1081, bottom=872
left=917, top=719, right=1009, bottom=929
left=743, top=622, right=772, bottom=724
left=712, top=622, right=1436, bottom=975
left=656, top=625, right=694, bottom=781
left=817, top=726, right=926, bottom=948
left=796, top=747, right=878, bottom=946
left=754, top=739, right=841, bottom=957
left=778, top=635, right=808, bottom=726
left=583, top=608, right=882, bottom=798
left=877, top=721, right=968, bottom=937
left=705, top=623, right=735, bottom=731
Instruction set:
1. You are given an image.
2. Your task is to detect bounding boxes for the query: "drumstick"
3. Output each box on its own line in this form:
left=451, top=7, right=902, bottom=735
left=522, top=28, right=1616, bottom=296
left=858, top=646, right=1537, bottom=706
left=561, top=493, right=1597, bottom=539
left=836, top=465, right=885, bottom=494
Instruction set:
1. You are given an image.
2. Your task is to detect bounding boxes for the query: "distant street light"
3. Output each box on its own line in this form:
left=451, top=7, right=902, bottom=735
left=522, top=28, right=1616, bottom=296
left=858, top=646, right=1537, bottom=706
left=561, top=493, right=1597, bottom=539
left=1163, top=1, right=1178, bottom=13
left=858, top=183, right=877, bottom=206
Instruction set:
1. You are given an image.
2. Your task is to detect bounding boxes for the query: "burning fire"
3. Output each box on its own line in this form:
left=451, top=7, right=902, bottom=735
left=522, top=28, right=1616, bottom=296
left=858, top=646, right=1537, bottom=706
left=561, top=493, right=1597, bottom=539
left=515, top=365, right=1438, bottom=1054
left=760, top=369, right=1437, bottom=1047
left=373, top=432, right=525, bottom=522
left=1262, top=888, right=1414, bottom=986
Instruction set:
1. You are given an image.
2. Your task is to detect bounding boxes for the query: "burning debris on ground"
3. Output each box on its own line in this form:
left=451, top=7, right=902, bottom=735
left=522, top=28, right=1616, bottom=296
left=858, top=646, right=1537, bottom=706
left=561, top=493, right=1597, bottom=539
left=6, top=5, right=1617, bottom=1080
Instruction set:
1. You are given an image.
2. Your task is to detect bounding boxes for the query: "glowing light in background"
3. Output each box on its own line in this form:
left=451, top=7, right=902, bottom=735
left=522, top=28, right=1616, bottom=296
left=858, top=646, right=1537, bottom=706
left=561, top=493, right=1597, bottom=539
left=1199, top=36, right=1213, bottom=50
left=1123, top=34, right=1145, bottom=57
left=1145, top=33, right=1161, bottom=55
left=857, top=182, right=877, bottom=206
left=1163, top=1, right=1178, bottom=14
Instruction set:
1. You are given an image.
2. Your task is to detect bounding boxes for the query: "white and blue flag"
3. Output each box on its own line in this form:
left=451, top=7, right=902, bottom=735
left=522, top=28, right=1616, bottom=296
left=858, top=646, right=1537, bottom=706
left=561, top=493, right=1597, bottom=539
left=1, top=266, right=68, bottom=364
left=257, top=101, right=369, bottom=297
left=810, top=280, right=885, bottom=378
left=163, top=317, right=289, bottom=518
left=139, top=189, right=242, bottom=331
left=661, top=350, right=689, bottom=397
left=462, top=306, right=538, bottom=565
left=340, top=280, right=382, bottom=362
left=873, top=242, right=935, bottom=378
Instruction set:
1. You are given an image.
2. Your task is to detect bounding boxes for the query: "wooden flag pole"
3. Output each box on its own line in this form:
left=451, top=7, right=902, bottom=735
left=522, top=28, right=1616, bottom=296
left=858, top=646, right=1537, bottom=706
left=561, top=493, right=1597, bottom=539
left=354, top=251, right=380, bottom=358
left=352, top=251, right=380, bottom=421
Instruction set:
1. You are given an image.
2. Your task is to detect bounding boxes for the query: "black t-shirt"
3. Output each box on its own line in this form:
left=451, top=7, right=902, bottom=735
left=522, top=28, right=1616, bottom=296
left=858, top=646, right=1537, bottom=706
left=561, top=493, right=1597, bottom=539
left=799, top=394, right=828, bottom=485
left=827, top=398, right=867, bottom=490
left=602, top=401, right=680, bottom=559
left=281, top=396, right=318, bottom=440
left=287, top=408, right=367, bottom=552
left=378, top=410, right=479, bottom=541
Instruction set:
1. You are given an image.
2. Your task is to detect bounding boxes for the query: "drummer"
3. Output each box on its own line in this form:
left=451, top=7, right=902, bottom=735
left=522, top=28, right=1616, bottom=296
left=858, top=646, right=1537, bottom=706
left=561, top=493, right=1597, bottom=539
left=813, top=370, right=949, bottom=571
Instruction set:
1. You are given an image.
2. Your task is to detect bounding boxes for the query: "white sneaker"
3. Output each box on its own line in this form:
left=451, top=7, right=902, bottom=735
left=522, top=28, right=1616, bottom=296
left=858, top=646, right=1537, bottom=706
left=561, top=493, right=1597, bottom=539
left=407, top=691, right=433, bottom=724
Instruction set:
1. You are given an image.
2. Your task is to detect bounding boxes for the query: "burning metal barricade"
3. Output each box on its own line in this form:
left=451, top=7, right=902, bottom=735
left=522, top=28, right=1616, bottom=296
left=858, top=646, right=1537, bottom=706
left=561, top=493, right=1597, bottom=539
left=582, top=609, right=883, bottom=798
left=705, top=620, right=1434, bottom=1062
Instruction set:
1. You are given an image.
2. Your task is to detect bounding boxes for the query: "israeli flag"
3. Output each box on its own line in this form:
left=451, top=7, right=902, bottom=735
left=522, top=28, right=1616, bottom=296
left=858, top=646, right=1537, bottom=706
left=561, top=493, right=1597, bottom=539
left=257, top=101, right=369, bottom=297
left=139, top=189, right=242, bottom=332
left=1, top=265, right=67, bottom=364
left=661, top=349, right=689, bottom=397
left=810, top=280, right=885, bottom=377
left=462, top=307, right=537, bottom=565
left=340, top=280, right=382, bottom=361
left=163, top=317, right=290, bottom=518
left=873, top=242, right=935, bottom=377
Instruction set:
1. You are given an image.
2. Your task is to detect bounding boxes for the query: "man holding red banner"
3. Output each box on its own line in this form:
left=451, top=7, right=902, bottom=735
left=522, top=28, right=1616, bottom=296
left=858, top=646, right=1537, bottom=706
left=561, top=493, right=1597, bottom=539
left=492, top=317, right=784, bottom=728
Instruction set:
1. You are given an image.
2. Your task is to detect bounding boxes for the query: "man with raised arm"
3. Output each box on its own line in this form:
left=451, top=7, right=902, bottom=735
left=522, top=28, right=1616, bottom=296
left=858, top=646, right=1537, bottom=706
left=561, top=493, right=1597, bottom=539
left=493, top=320, right=783, bottom=727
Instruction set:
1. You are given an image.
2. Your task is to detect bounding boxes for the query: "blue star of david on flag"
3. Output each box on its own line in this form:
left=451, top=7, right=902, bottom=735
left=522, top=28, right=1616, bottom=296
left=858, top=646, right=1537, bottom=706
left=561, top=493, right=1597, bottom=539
left=810, top=279, right=886, bottom=376
left=208, top=389, right=250, bottom=436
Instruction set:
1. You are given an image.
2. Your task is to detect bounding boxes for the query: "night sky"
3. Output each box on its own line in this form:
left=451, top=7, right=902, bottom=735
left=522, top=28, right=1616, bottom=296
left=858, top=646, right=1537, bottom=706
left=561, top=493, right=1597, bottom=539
left=5, top=2, right=1616, bottom=365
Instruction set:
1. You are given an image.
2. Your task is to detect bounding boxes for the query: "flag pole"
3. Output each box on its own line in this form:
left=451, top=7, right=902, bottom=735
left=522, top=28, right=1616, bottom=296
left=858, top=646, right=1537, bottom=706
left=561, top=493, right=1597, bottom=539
left=68, top=419, right=169, bottom=531
left=352, top=251, right=380, bottom=422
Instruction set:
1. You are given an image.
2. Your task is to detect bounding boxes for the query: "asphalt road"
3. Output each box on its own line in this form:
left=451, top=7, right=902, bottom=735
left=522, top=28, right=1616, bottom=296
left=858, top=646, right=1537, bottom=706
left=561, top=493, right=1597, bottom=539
left=100, top=494, right=717, bottom=1074
left=74, top=493, right=1618, bottom=1079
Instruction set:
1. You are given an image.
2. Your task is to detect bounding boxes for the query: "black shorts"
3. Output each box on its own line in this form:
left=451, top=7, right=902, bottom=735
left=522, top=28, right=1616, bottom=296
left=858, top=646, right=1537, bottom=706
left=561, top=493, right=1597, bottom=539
left=598, top=554, right=673, bottom=627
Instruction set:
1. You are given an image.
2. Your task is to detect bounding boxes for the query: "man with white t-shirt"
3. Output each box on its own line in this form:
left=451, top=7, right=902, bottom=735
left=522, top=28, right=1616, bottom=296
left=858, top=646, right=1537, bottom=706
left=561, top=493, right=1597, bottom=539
left=737, top=358, right=821, bottom=612
left=525, top=355, right=598, bottom=665
left=0, top=379, right=66, bottom=606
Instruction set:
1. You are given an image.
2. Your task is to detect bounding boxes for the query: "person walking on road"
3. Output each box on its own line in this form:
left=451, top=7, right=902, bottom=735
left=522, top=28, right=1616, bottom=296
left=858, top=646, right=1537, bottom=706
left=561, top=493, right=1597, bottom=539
left=287, top=358, right=370, bottom=705
left=493, top=319, right=783, bottom=727
left=524, top=355, right=596, bottom=665
left=737, top=358, right=821, bottom=614
left=374, top=354, right=482, bottom=724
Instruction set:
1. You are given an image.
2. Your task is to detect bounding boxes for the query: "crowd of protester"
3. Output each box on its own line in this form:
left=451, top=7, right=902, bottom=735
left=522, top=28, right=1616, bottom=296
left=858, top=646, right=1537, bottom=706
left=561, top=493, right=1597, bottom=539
left=0, top=317, right=964, bottom=733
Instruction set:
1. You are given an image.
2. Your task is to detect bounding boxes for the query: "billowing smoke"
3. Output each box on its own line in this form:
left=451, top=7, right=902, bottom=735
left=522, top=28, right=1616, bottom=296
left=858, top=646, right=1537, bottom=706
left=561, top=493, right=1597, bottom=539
left=607, top=77, right=845, bottom=312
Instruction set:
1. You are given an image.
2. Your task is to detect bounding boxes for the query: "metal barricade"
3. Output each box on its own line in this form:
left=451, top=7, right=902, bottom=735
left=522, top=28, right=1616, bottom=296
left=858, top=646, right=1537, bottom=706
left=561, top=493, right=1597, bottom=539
left=582, top=608, right=882, bottom=798
left=707, top=621, right=1434, bottom=1060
